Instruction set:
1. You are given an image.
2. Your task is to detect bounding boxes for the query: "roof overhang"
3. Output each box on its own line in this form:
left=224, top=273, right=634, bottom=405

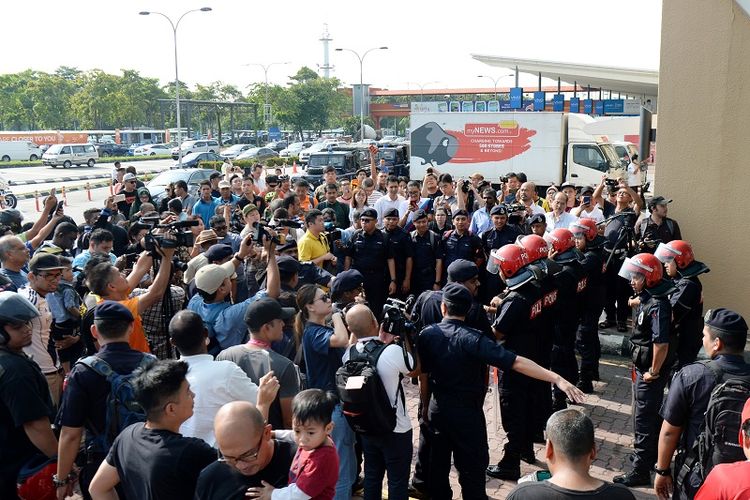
left=471, top=54, right=659, bottom=97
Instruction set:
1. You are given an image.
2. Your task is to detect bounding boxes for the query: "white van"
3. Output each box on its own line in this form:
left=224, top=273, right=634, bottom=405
left=170, top=139, right=220, bottom=159
left=42, top=143, right=99, bottom=168
left=0, top=141, right=44, bottom=162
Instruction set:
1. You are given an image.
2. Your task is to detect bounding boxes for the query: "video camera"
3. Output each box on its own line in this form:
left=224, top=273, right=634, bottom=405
left=605, top=178, right=620, bottom=190
left=381, top=296, right=418, bottom=347
left=504, top=203, right=527, bottom=226
left=139, top=217, right=198, bottom=254
left=323, top=221, right=342, bottom=243
left=253, top=218, right=303, bottom=245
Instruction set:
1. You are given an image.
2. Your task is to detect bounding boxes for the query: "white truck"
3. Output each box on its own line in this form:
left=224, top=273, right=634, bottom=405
left=409, top=112, right=624, bottom=187
left=0, top=140, right=43, bottom=162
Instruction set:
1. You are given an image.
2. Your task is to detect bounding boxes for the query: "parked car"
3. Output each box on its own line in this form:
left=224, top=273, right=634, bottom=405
left=264, top=141, right=288, bottom=152
left=96, top=143, right=130, bottom=157
left=0, top=141, right=43, bottom=162
left=235, top=147, right=277, bottom=162
left=298, top=143, right=328, bottom=164
left=42, top=143, right=99, bottom=168
left=296, top=149, right=367, bottom=185
left=279, top=141, right=312, bottom=157
left=172, top=151, right=223, bottom=169
left=133, top=144, right=171, bottom=156
left=220, top=144, right=253, bottom=159
left=146, top=168, right=216, bottom=206
left=171, top=139, right=220, bottom=159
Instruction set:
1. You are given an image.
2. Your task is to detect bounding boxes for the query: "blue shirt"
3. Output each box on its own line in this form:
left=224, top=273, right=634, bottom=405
left=72, top=250, right=117, bottom=277
left=192, top=197, right=222, bottom=227
left=470, top=207, right=492, bottom=235
left=0, top=267, right=27, bottom=291
left=302, top=322, right=345, bottom=392
left=217, top=194, right=240, bottom=207
left=46, top=281, right=81, bottom=323
left=186, top=290, right=267, bottom=350
left=219, top=233, right=242, bottom=253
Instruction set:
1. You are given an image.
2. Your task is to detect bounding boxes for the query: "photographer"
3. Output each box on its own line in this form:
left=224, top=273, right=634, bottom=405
left=297, top=209, right=335, bottom=268
left=343, top=304, right=417, bottom=500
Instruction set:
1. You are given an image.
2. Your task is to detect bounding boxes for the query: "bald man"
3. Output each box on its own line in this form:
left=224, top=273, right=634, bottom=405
left=342, top=304, right=416, bottom=500
left=195, top=401, right=297, bottom=500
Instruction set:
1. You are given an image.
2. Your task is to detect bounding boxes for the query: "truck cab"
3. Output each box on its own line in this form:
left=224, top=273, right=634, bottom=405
left=376, top=144, right=410, bottom=177
left=564, top=114, right=625, bottom=186
left=299, top=148, right=367, bottom=185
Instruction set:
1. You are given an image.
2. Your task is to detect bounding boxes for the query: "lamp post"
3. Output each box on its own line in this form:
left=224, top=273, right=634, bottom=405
left=477, top=73, right=514, bottom=101
left=139, top=7, right=212, bottom=168
left=335, top=46, right=388, bottom=142
left=244, top=62, right=290, bottom=144
left=407, top=81, right=439, bottom=103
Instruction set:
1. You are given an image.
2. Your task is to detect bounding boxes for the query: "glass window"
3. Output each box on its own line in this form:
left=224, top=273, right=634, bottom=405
left=572, top=145, right=607, bottom=172
left=61, top=146, right=71, bottom=154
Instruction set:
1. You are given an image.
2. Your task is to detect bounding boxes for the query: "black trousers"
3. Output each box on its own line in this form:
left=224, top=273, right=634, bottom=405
left=428, top=402, right=489, bottom=500
left=604, top=258, right=632, bottom=325
left=632, top=369, right=668, bottom=473
left=411, top=400, right=432, bottom=493
left=552, top=319, right=580, bottom=398
left=499, top=370, right=534, bottom=460
left=362, top=276, right=388, bottom=319
left=577, top=303, right=603, bottom=380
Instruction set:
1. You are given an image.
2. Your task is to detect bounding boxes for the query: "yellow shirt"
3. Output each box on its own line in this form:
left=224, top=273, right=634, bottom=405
left=297, top=230, right=330, bottom=267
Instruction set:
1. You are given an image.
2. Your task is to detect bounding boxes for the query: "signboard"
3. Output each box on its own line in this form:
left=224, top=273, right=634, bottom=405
left=594, top=101, right=604, bottom=115
left=411, top=102, right=441, bottom=113
left=449, top=101, right=460, bottom=112
left=509, top=87, right=523, bottom=109
left=268, top=127, right=281, bottom=141
left=487, top=100, right=500, bottom=112
left=475, top=101, right=487, bottom=112
left=570, top=97, right=580, bottom=113
left=461, top=101, right=475, bottom=112
left=352, top=84, right=370, bottom=116
left=583, top=99, right=593, bottom=114
left=603, top=99, right=624, bottom=114
left=437, top=101, right=449, bottom=112
left=0, top=131, right=88, bottom=145
left=533, top=92, right=546, bottom=111
left=552, top=94, right=564, bottom=112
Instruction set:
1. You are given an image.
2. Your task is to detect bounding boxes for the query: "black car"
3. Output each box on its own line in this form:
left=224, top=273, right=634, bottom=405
left=265, top=140, right=288, bottom=152
left=96, top=143, right=130, bottom=157
left=296, top=149, right=368, bottom=186
left=377, top=144, right=410, bottom=177
left=172, top=151, right=223, bottom=169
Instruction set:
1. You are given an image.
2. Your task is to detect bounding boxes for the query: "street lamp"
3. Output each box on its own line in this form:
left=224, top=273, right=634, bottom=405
left=243, top=62, right=290, bottom=144
left=139, top=7, right=212, bottom=168
left=477, top=73, right=514, bottom=101
left=335, top=46, right=388, bottom=142
left=407, top=81, right=439, bottom=103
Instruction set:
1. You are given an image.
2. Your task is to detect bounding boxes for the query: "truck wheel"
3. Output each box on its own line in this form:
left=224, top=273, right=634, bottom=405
left=0, top=155, right=10, bottom=162
left=87, top=159, right=96, bottom=167
left=29, top=154, right=38, bottom=161
left=63, top=160, right=72, bottom=168
left=3, top=194, right=17, bottom=209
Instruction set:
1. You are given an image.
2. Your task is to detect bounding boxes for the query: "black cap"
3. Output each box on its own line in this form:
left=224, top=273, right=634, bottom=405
left=705, top=308, right=748, bottom=333
left=323, top=166, right=336, bottom=173
left=331, top=269, right=364, bottom=297
left=447, top=259, right=479, bottom=283
left=360, top=208, right=377, bottom=220
left=209, top=171, right=221, bottom=179
left=277, top=240, right=298, bottom=252
left=648, top=196, right=672, bottom=209
left=244, top=298, right=295, bottom=331
left=580, top=185, right=595, bottom=195
left=490, top=205, right=507, bottom=216
left=28, top=253, right=66, bottom=274
left=277, top=255, right=301, bottom=274
left=529, top=213, right=546, bottom=225
left=413, top=209, right=428, bottom=221
left=441, top=283, right=472, bottom=314
left=204, top=244, right=233, bottom=263
left=266, top=175, right=279, bottom=185
left=452, top=209, right=469, bottom=218
left=383, top=208, right=400, bottom=219
left=95, top=301, right=134, bottom=322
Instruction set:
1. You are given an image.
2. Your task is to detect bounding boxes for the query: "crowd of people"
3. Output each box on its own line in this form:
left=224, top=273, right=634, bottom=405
left=0, top=151, right=748, bottom=500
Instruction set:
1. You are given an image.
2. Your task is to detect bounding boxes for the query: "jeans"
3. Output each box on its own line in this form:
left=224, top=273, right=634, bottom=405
left=361, top=430, right=413, bottom=500
left=332, top=403, right=356, bottom=500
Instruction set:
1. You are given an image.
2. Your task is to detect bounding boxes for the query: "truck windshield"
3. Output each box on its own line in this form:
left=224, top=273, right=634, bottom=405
left=379, top=150, right=396, bottom=161
left=309, top=155, right=345, bottom=167
left=600, top=144, right=623, bottom=170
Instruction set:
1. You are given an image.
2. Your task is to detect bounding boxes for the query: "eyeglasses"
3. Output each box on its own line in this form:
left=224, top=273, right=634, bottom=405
left=408, top=191, right=420, bottom=196
left=39, top=271, right=63, bottom=281
left=315, top=293, right=331, bottom=303
left=219, top=432, right=264, bottom=465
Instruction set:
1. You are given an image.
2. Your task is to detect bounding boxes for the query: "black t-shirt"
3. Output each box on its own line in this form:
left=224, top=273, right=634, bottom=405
left=508, top=481, right=636, bottom=500
left=106, top=422, right=216, bottom=500
left=195, top=438, right=296, bottom=500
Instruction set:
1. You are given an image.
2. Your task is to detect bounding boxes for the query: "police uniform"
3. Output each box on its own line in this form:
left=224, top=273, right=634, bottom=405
left=346, top=211, right=393, bottom=317
left=417, top=283, right=517, bottom=500
left=670, top=262, right=708, bottom=370
left=577, top=235, right=607, bottom=388
left=443, top=228, right=483, bottom=270
left=384, top=222, right=414, bottom=299
left=479, top=206, right=521, bottom=303
left=410, top=210, right=444, bottom=296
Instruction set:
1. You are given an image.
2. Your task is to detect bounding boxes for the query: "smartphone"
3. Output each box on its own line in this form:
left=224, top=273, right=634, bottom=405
left=582, top=195, right=591, bottom=205
left=535, top=470, right=552, bottom=481
left=113, top=194, right=126, bottom=203
left=56, top=200, right=64, bottom=211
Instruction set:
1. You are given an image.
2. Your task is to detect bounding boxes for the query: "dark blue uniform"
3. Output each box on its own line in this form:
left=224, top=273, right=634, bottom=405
left=418, top=318, right=517, bottom=500
left=346, top=229, right=393, bottom=317
left=479, top=225, right=520, bottom=302
left=56, top=343, right=154, bottom=498
left=627, top=284, right=673, bottom=475
left=410, top=230, right=443, bottom=296
left=385, top=227, right=414, bottom=299
left=577, top=237, right=606, bottom=385
left=670, top=274, right=704, bottom=370
left=442, top=230, right=483, bottom=270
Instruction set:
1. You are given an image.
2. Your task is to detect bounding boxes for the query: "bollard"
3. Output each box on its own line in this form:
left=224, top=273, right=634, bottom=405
left=35, top=191, right=40, bottom=212
left=292, top=161, right=298, bottom=174
left=86, top=182, right=92, bottom=201
left=61, top=186, right=68, bottom=206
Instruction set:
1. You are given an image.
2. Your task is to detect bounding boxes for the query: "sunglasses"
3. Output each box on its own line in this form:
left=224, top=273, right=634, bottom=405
left=315, top=293, right=331, bottom=303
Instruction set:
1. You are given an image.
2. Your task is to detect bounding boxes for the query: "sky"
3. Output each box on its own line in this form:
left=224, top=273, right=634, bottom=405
left=3, top=0, right=662, bottom=92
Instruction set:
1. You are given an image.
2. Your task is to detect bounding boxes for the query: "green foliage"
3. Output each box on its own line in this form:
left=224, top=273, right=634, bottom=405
left=0, top=154, right=171, bottom=168
left=198, top=156, right=295, bottom=170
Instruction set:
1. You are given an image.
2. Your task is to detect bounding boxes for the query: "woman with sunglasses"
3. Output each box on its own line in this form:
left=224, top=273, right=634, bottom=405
left=295, top=284, right=355, bottom=500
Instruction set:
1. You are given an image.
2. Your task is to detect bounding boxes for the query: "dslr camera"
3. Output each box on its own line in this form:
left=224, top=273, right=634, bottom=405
left=381, top=296, right=418, bottom=347
left=139, top=217, right=199, bottom=254
left=323, top=221, right=342, bottom=244
left=253, top=218, right=303, bottom=245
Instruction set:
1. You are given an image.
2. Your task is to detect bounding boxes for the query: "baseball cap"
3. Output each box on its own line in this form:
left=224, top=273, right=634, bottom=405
left=209, top=171, right=221, bottom=180
left=331, top=269, right=364, bottom=297
left=123, top=173, right=137, bottom=182
left=441, top=282, right=472, bottom=313
left=383, top=208, right=399, bottom=219
left=277, top=255, right=301, bottom=275
left=360, top=208, right=377, bottom=220
left=204, top=244, right=233, bottom=263
left=529, top=213, right=546, bottom=225
left=560, top=182, right=576, bottom=190
left=447, top=259, right=479, bottom=283
left=28, top=253, right=66, bottom=274
left=242, top=204, right=259, bottom=216
left=413, top=209, right=428, bottom=221
left=94, top=301, right=134, bottom=322
left=580, top=185, right=595, bottom=195
left=648, top=196, right=672, bottom=208
left=218, top=180, right=231, bottom=189
left=195, top=230, right=218, bottom=245
left=194, top=262, right=234, bottom=294
left=244, top=298, right=295, bottom=331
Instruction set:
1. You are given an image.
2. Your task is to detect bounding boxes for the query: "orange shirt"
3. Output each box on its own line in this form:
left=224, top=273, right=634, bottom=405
left=299, top=194, right=318, bottom=212
left=96, top=296, right=151, bottom=353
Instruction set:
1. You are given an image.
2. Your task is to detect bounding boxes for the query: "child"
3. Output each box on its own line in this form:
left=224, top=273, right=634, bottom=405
left=246, top=389, right=339, bottom=500
left=47, top=256, right=84, bottom=372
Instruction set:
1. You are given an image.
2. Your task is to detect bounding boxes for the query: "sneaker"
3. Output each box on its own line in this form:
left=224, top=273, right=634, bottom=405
left=613, top=470, right=651, bottom=487
left=599, top=320, right=616, bottom=329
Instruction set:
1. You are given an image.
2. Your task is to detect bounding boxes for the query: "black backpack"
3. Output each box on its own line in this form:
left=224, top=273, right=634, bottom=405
left=676, top=360, right=750, bottom=498
left=336, top=340, right=405, bottom=435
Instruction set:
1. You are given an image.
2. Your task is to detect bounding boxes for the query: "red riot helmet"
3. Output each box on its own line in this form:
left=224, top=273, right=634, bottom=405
left=618, top=253, right=663, bottom=288
left=515, top=234, right=549, bottom=263
left=568, top=218, right=598, bottom=241
left=490, top=244, right=530, bottom=279
left=545, top=228, right=576, bottom=254
left=654, top=240, right=695, bottom=269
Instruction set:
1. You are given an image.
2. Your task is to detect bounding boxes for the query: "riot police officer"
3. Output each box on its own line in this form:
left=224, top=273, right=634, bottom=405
left=613, top=253, right=676, bottom=487
left=546, top=228, right=588, bottom=411
left=344, top=208, right=396, bottom=317
left=417, top=282, right=583, bottom=499
left=409, top=209, right=444, bottom=296
left=569, top=218, right=607, bottom=393
left=654, top=240, right=709, bottom=370
left=479, top=205, right=521, bottom=303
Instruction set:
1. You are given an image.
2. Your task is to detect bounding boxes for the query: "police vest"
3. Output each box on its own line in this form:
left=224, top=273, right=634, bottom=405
left=629, top=285, right=676, bottom=372
left=504, top=283, right=547, bottom=360
left=554, top=261, right=588, bottom=322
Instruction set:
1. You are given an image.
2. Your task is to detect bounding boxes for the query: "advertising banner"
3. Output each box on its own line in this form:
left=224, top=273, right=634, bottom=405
left=583, top=99, right=593, bottom=114
left=509, top=88, right=523, bottom=109
left=603, top=99, right=624, bottom=114
left=461, top=101, right=475, bottom=112
left=533, top=92, right=546, bottom=111
left=594, top=101, right=604, bottom=115
left=487, top=100, right=500, bottom=112
left=411, top=102, right=442, bottom=113
left=552, top=94, right=564, bottom=112
left=0, top=131, right=88, bottom=145
left=570, top=97, right=580, bottom=113
left=475, top=101, right=487, bottom=112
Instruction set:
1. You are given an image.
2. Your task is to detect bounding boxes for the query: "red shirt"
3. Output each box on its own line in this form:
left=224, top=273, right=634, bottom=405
left=695, top=461, right=750, bottom=500
left=288, top=440, right=339, bottom=500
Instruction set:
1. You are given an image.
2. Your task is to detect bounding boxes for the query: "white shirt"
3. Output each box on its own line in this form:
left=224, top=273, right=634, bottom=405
left=342, top=337, right=413, bottom=433
left=545, top=211, right=578, bottom=232
left=525, top=202, right=546, bottom=216
left=628, top=161, right=642, bottom=186
left=19, top=287, right=59, bottom=374
left=179, top=354, right=259, bottom=446
left=577, top=205, right=605, bottom=224
left=373, top=195, right=406, bottom=225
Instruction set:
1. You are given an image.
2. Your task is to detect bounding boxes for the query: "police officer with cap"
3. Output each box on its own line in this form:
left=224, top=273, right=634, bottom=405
left=410, top=209, right=444, bottom=296
left=654, top=308, right=750, bottom=499
left=418, top=283, right=584, bottom=499
left=442, top=209, right=483, bottom=269
left=480, top=205, right=521, bottom=302
left=344, top=207, right=396, bottom=317
left=383, top=207, right=414, bottom=299
left=527, top=212, right=547, bottom=237
left=0, top=291, right=57, bottom=499
left=55, top=301, right=156, bottom=499
left=613, top=253, right=677, bottom=487
left=331, top=269, right=365, bottom=313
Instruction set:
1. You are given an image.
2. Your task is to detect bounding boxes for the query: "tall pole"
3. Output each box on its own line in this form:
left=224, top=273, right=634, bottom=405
left=408, top=81, right=439, bottom=104
left=245, top=62, right=289, bottom=143
left=139, top=7, right=212, bottom=169
left=478, top=74, right=513, bottom=101
left=336, top=46, right=388, bottom=141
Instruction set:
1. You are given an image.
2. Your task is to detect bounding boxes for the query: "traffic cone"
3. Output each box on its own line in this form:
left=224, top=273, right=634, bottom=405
left=35, top=191, right=40, bottom=212
left=292, top=161, right=298, bottom=174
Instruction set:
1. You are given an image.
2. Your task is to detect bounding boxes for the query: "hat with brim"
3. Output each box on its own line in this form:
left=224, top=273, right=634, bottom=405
left=28, top=253, right=66, bottom=274
left=242, top=204, right=259, bottom=216
left=195, top=229, right=218, bottom=245
left=244, top=297, right=295, bottom=331
left=194, top=262, right=234, bottom=294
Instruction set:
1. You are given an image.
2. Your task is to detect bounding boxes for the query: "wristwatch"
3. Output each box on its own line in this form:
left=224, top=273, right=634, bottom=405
left=232, top=253, right=243, bottom=262
left=52, top=471, right=77, bottom=487
left=653, top=464, right=671, bottom=476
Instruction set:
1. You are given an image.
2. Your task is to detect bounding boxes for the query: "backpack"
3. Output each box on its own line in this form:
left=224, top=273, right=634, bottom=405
left=676, top=360, right=750, bottom=498
left=335, top=340, right=405, bottom=435
left=639, top=217, right=675, bottom=239
left=410, top=229, right=436, bottom=249
left=77, top=354, right=156, bottom=453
